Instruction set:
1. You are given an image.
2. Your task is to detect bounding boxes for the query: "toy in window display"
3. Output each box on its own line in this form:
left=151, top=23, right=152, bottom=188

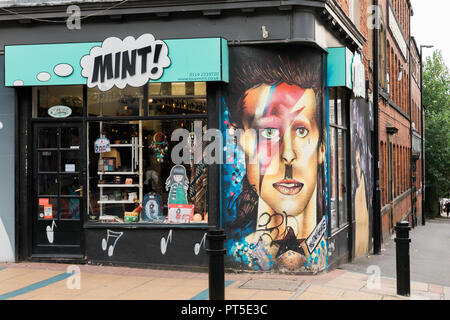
left=143, top=192, right=163, bottom=221
left=165, top=165, right=189, bottom=205
left=150, top=132, right=168, bottom=163
left=166, top=165, right=194, bottom=223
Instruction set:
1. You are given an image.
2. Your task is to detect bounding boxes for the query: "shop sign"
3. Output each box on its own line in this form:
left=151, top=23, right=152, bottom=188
left=327, top=47, right=353, bottom=89
left=81, top=34, right=171, bottom=92
left=352, top=52, right=366, bottom=98
left=94, top=137, right=111, bottom=154
left=5, top=37, right=228, bottom=87
left=48, top=105, right=72, bottom=118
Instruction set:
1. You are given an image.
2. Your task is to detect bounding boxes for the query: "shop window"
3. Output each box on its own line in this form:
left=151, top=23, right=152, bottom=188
left=329, top=128, right=337, bottom=231
left=378, top=24, right=387, bottom=89
left=34, top=86, right=83, bottom=118
left=338, top=129, right=348, bottom=226
left=88, top=85, right=144, bottom=117
left=328, top=87, right=349, bottom=231
left=147, top=82, right=206, bottom=116
left=87, top=117, right=208, bottom=224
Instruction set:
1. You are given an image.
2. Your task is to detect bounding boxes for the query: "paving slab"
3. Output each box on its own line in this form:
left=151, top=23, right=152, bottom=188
left=303, top=285, right=345, bottom=297
left=239, top=278, right=303, bottom=292
left=296, top=291, right=340, bottom=300
left=443, top=287, right=450, bottom=300
left=249, top=290, right=294, bottom=300
left=225, top=288, right=258, bottom=300
left=339, top=290, right=383, bottom=300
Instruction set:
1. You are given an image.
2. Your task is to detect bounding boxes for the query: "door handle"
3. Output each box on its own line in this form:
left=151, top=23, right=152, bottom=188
left=75, top=186, right=83, bottom=195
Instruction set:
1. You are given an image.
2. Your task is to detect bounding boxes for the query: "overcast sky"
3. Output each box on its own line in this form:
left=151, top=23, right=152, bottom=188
left=410, top=0, right=450, bottom=67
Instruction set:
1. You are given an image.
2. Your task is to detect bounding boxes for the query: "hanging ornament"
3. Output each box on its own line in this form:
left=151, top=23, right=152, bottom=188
left=151, top=132, right=168, bottom=163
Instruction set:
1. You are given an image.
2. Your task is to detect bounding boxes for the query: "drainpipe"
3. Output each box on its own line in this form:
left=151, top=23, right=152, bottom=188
left=420, top=58, right=425, bottom=226
left=408, top=10, right=414, bottom=228
left=372, top=0, right=382, bottom=254
left=419, top=45, right=432, bottom=225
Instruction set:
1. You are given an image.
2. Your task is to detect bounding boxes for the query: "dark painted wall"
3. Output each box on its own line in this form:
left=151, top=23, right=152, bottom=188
left=0, top=9, right=315, bottom=48
left=86, top=228, right=209, bottom=268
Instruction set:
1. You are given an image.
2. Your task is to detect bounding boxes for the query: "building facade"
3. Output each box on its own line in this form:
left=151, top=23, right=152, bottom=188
left=372, top=0, right=424, bottom=240
left=410, top=37, right=424, bottom=226
left=0, top=0, right=424, bottom=273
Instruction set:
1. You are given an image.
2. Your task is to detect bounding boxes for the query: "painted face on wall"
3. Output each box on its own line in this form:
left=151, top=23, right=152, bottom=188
left=238, top=83, right=325, bottom=216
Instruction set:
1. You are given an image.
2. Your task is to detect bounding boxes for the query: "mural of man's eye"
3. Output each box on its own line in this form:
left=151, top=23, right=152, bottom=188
left=261, top=128, right=280, bottom=140
left=296, top=127, right=309, bottom=138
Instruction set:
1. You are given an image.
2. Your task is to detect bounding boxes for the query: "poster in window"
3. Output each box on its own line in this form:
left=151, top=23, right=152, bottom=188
left=44, top=204, right=53, bottom=220
left=168, top=204, right=194, bottom=224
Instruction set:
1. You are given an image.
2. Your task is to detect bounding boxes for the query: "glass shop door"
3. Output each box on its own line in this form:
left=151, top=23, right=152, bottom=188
left=32, top=122, right=85, bottom=257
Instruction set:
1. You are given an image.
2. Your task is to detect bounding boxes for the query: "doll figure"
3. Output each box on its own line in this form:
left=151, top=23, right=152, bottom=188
left=165, top=165, right=189, bottom=204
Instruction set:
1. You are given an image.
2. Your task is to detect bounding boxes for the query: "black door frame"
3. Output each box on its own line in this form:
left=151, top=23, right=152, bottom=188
left=30, top=120, right=86, bottom=259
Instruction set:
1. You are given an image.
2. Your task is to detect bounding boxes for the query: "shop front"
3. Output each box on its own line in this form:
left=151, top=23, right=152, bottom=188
left=7, top=36, right=227, bottom=267
left=2, top=1, right=369, bottom=272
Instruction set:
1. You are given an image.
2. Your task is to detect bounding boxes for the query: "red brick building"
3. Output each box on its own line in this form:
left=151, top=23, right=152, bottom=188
left=337, top=0, right=423, bottom=244
left=410, top=37, right=424, bottom=226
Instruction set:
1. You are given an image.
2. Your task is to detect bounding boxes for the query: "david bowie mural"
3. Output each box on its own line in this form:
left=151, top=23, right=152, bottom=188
left=222, top=47, right=328, bottom=273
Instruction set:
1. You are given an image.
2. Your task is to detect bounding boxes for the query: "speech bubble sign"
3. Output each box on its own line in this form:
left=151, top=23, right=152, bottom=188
left=80, top=34, right=171, bottom=92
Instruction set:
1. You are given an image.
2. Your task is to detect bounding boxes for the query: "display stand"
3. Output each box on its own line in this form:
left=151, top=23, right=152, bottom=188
left=87, top=93, right=144, bottom=222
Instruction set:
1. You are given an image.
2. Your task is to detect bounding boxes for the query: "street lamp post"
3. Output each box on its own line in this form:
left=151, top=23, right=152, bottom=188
left=419, top=44, right=434, bottom=226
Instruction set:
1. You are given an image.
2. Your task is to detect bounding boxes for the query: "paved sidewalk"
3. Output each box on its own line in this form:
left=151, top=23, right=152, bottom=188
left=0, top=262, right=448, bottom=300
left=341, top=216, right=450, bottom=287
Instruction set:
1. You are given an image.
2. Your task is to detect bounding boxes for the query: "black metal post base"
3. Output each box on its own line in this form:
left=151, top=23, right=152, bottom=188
left=395, top=221, right=411, bottom=296
left=206, top=229, right=226, bottom=300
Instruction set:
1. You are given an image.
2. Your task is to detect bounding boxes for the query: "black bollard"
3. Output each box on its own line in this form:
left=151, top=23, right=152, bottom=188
left=206, top=229, right=226, bottom=300
left=395, top=221, right=411, bottom=296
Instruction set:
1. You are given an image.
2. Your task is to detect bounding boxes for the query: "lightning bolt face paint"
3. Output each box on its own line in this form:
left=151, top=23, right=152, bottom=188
left=239, top=83, right=321, bottom=216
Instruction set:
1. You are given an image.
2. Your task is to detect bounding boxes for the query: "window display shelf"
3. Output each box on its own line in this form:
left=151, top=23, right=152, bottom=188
left=110, top=144, right=133, bottom=147
left=90, top=121, right=144, bottom=220
left=97, top=171, right=139, bottom=175
left=98, top=184, right=140, bottom=188
left=98, top=200, right=137, bottom=204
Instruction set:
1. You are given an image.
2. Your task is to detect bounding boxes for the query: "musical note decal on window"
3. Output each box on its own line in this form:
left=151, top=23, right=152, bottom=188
left=46, top=221, right=57, bottom=244
left=101, top=230, right=124, bottom=257
left=194, top=233, right=207, bottom=255
left=160, top=229, right=173, bottom=255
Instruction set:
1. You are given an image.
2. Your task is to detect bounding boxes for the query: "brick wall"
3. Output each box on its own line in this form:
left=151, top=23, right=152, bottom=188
left=336, top=0, right=350, bottom=16
left=336, top=0, right=418, bottom=238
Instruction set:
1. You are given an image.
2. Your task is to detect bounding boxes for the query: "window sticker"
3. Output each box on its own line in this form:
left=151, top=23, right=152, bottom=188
left=94, top=137, right=111, bottom=153
left=39, top=198, right=49, bottom=206
left=44, top=204, right=53, bottom=220
left=65, top=164, right=76, bottom=172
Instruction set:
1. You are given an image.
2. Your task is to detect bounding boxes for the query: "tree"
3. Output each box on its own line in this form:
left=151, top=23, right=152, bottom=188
left=423, top=50, right=450, bottom=217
